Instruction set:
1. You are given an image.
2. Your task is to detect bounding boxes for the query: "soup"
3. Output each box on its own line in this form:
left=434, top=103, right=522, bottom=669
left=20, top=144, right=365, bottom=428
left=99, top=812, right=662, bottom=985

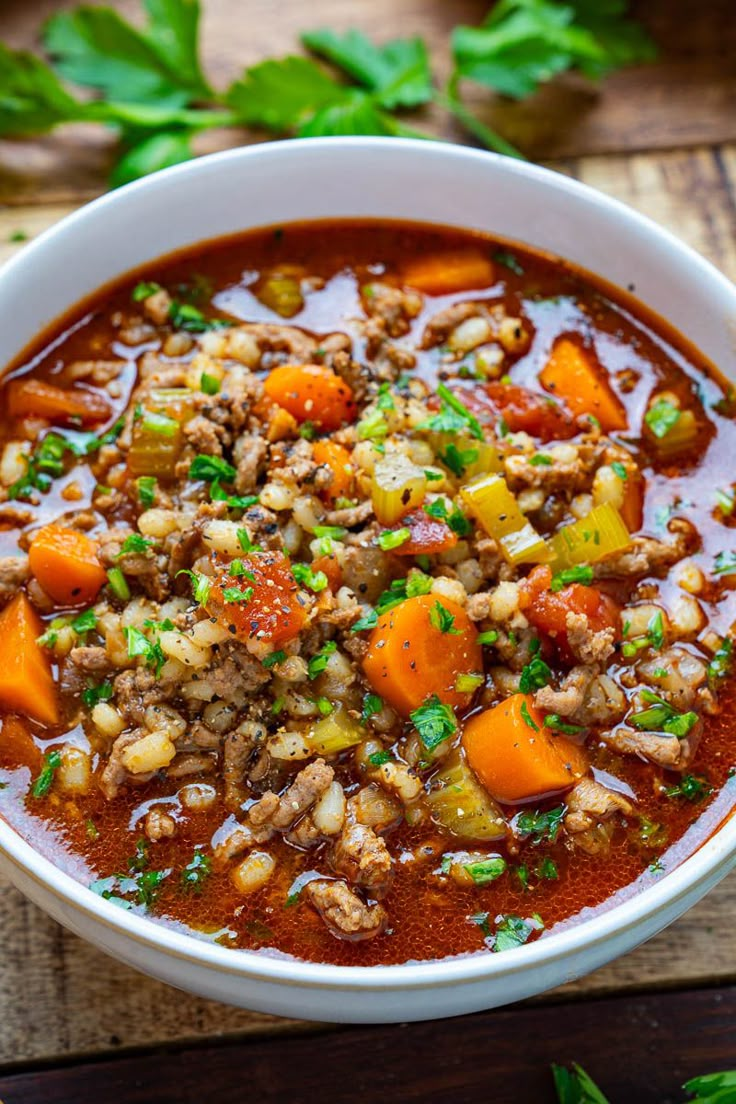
left=0, top=220, right=734, bottom=966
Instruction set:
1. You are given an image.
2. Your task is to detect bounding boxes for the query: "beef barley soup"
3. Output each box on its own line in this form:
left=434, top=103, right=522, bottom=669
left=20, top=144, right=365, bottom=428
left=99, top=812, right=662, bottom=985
left=0, top=220, right=734, bottom=966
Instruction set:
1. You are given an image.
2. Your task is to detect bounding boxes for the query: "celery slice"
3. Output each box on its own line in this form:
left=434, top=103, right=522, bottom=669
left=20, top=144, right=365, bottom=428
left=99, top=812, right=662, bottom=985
left=550, top=502, right=631, bottom=569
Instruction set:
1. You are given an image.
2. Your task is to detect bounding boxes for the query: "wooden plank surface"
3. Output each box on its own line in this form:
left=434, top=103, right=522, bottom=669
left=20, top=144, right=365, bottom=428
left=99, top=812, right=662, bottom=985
left=1, top=0, right=736, bottom=1071
left=1, top=0, right=736, bottom=203
left=0, top=141, right=734, bottom=1064
left=3, top=984, right=736, bottom=1104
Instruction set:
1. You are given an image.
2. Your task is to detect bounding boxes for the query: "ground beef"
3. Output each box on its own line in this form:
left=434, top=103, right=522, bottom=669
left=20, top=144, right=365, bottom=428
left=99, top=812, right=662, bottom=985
left=305, top=880, right=388, bottom=941
left=0, top=555, right=29, bottom=606
left=332, top=823, right=394, bottom=899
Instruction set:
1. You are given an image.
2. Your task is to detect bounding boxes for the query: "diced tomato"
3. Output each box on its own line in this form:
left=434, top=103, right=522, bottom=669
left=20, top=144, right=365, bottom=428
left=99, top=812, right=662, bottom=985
left=462, top=382, right=578, bottom=442
left=390, top=509, right=458, bottom=557
left=206, top=551, right=307, bottom=646
left=6, top=379, right=111, bottom=426
left=520, top=565, right=620, bottom=663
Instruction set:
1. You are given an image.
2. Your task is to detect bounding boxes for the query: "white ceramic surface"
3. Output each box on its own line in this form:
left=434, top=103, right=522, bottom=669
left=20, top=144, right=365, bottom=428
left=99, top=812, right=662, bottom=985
left=0, top=137, right=735, bottom=1024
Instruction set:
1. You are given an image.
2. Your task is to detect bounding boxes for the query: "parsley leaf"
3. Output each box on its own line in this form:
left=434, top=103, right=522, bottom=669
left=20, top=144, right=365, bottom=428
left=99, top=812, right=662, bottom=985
left=82, top=680, right=113, bottom=709
left=44, top=0, right=211, bottom=107
left=645, top=397, right=681, bottom=438
left=491, top=912, right=543, bottom=952
left=629, top=690, right=698, bottom=738
left=550, top=565, right=593, bottom=592
left=519, top=653, right=551, bottom=694
left=378, top=527, right=411, bottom=551
left=136, top=475, right=157, bottom=507
left=124, top=625, right=166, bottom=675
left=551, top=1062, right=611, bottom=1104
left=302, top=29, right=433, bottom=109
left=308, top=640, right=337, bottom=680
left=117, top=533, right=154, bottom=558
left=410, top=694, right=457, bottom=751
left=31, top=750, right=62, bottom=798
left=515, top=805, right=565, bottom=844
left=181, top=849, right=212, bottom=892
left=292, top=562, right=329, bottom=592
left=429, top=600, right=462, bottom=635
left=361, top=693, right=383, bottom=723
left=189, top=454, right=237, bottom=483
left=664, top=773, right=712, bottom=803
left=452, top=1, right=656, bottom=100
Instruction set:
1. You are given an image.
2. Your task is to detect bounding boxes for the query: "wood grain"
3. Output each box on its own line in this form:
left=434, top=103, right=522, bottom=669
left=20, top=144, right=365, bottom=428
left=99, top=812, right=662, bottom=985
left=1, top=0, right=736, bottom=203
left=3, top=985, right=736, bottom=1103
left=0, top=139, right=735, bottom=1063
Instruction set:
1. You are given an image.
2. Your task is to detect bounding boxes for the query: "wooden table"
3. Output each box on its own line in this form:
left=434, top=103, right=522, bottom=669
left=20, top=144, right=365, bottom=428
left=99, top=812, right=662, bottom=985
left=0, top=2, right=735, bottom=1099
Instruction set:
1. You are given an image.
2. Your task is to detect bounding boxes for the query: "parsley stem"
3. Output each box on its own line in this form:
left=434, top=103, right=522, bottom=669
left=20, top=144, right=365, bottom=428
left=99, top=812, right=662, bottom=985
left=436, top=84, right=524, bottom=161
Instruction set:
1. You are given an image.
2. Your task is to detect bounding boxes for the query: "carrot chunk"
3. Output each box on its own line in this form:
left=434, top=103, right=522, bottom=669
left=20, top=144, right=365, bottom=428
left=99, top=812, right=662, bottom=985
left=0, top=594, right=59, bottom=726
left=6, top=379, right=111, bottom=425
left=29, top=525, right=106, bottom=607
left=206, top=551, right=307, bottom=646
left=263, top=364, right=357, bottom=431
left=463, top=693, right=587, bottom=805
left=362, top=594, right=482, bottom=716
left=312, top=440, right=354, bottom=502
left=400, top=250, right=494, bottom=295
left=539, top=337, right=627, bottom=432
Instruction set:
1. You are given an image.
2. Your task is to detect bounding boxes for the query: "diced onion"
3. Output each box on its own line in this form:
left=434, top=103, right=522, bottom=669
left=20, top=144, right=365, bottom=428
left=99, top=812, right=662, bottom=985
left=307, top=707, right=364, bottom=756
left=427, top=752, right=506, bottom=841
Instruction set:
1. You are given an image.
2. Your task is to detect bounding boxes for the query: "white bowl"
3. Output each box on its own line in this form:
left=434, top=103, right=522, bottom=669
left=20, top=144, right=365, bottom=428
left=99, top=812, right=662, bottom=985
left=1, top=138, right=735, bottom=1024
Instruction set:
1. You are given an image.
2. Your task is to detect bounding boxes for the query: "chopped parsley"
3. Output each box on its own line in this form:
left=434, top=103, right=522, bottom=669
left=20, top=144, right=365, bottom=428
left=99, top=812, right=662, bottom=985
left=168, top=301, right=232, bottom=333
left=544, top=714, right=585, bottom=736
left=106, top=566, right=131, bottom=601
left=549, top=564, right=593, bottom=592
left=378, top=527, right=411, bottom=551
left=423, top=496, right=473, bottom=537
left=350, top=610, right=379, bottom=633
left=177, top=569, right=212, bottom=606
left=645, top=397, right=681, bottom=438
left=368, top=749, right=392, bottom=767
left=440, top=443, right=479, bottom=477
left=537, top=857, right=558, bottom=880
left=714, top=551, right=736, bottom=576
left=116, top=533, right=154, bottom=558
left=222, top=585, right=254, bottom=604
left=71, top=608, right=97, bottom=635
left=491, top=913, right=543, bottom=953
left=307, top=641, right=337, bottom=680
left=429, top=600, right=461, bottom=635
left=463, top=856, right=507, bottom=885
left=410, top=694, right=457, bottom=751
left=136, top=476, right=157, bottom=507
left=124, top=626, right=166, bottom=676
left=262, top=650, right=286, bottom=669
left=376, top=382, right=395, bottom=411
left=520, top=700, right=539, bottom=731
left=200, top=372, right=221, bottom=396
left=708, top=637, right=733, bottom=684
left=515, top=805, right=565, bottom=845
left=181, top=850, right=212, bottom=892
left=476, top=630, right=499, bottom=646
left=292, top=562, right=328, bottom=592
left=629, top=689, right=698, bottom=738
left=209, top=482, right=259, bottom=510
left=31, top=750, right=62, bottom=798
left=132, top=280, right=161, bottom=301
left=664, top=773, right=712, bottom=803
left=82, top=680, right=113, bottom=709
left=529, top=454, right=552, bottom=467
left=189, top=454, right=237, bottom=483
left=519, top=646, right=551, bottom=694
left=493, top=250, right=524, bottom=276
left=361, top=693, right=383, bottom=723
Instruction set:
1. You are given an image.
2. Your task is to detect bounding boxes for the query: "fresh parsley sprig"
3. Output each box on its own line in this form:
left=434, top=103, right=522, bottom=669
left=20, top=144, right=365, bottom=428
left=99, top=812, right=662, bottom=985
left=0, top=0, right=656, bottom=187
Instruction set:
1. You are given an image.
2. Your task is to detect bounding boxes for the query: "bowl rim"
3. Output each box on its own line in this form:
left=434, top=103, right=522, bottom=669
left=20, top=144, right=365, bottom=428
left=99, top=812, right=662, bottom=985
left=2, top=134, right=736, bottom=992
